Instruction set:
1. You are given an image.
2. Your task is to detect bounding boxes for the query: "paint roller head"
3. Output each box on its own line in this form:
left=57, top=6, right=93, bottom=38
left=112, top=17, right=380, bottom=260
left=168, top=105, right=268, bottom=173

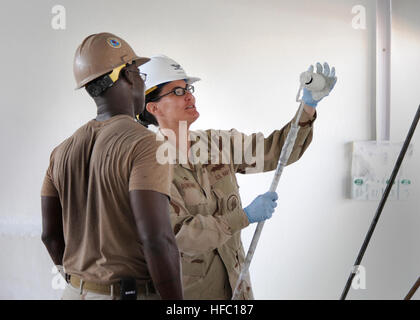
left=299, top=71, right=326, bottom=91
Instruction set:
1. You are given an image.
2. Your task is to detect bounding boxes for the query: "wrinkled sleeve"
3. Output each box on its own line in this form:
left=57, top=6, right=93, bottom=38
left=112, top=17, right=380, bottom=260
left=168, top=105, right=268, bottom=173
left=41, top=149, right=59, bottom=197
left=232, top=109, right=316, bottom=174
left=129, top=134, right=173, bottom=197
left=169, top=184, right=249, bottom=256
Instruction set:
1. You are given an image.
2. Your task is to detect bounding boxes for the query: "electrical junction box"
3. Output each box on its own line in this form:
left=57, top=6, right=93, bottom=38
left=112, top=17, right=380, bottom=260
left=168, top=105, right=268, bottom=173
left=351, top=141, right=414, bottom=201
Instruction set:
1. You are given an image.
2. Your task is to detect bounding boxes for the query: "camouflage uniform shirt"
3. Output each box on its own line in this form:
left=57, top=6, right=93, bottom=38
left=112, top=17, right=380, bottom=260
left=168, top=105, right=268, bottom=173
left=166, top=110, right=315, bottom=299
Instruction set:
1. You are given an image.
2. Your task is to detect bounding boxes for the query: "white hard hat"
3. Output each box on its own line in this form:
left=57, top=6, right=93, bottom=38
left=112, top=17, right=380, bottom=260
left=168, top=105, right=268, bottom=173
left=139, top=55, right=200, bottom=94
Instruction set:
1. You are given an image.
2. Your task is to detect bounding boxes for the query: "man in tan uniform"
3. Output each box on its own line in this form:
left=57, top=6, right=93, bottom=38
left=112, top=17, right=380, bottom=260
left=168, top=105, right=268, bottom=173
left=139, top=55, right=336, bottom=299
left=40, top=34, right=183, bottom=300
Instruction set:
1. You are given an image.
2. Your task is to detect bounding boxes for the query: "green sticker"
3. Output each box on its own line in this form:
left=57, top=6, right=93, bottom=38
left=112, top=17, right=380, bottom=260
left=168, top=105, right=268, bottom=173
left=354, top=179, right=363, bottom=186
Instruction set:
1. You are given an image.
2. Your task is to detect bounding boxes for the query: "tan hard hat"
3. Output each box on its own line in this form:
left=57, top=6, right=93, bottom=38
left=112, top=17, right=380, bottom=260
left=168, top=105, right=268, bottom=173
left=73, top=32, right=150, bottom=89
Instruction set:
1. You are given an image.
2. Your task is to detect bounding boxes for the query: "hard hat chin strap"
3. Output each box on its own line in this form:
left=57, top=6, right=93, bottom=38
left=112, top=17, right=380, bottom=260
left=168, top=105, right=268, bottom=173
left=109, top=64, right=125, bottom=82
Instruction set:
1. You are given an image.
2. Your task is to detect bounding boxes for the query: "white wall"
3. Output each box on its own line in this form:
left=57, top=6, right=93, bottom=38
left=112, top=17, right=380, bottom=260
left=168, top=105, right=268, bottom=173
left=0, top=0, right=418, bottom=299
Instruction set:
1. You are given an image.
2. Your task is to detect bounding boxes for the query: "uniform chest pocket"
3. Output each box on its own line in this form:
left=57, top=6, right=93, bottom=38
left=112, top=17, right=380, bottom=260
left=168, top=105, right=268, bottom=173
left=179, top=183, right=210, bottom=216
left=178, top=180, right=206, bottom=206
left=182, top=186, right=205, bottom=206
left=208, top=164, right=240, bottom=192
left=208, top=165, right=242, bottom=216
left=180, top=253, right=208, bottom=277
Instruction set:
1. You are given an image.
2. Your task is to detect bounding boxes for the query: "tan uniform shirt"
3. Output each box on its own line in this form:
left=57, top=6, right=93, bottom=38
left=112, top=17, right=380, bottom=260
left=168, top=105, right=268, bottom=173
left=41, top=115, right=172, bottom=284
left=169, top=111, right=315, bottom=299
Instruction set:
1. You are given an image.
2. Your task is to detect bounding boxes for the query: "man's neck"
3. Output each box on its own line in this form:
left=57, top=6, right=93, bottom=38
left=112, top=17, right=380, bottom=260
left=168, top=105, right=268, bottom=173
left=94, top=95, right=134, bottom=121
left=95, top=110, right=132, bottom=121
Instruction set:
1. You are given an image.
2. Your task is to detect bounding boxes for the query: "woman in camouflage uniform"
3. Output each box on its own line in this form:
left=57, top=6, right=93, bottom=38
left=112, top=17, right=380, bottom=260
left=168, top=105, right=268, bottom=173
left=138, top=55, right=336, bottom=299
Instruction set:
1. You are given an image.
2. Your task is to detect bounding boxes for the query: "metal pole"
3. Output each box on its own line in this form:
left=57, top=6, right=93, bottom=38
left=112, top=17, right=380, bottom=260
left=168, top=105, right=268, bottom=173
left=340, top=105, right=420, bottom=300
left=232, top=101, right=305, bottom=300
left=404, top=277, right=420, bottom=300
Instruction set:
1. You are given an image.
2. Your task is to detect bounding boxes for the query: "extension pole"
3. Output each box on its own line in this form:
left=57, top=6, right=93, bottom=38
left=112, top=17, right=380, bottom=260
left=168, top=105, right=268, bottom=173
left=340, top=105, right=420, bottom=300
left=404, top=277, right=420, bottom=300
left=232, top=100, right=305, bottom=300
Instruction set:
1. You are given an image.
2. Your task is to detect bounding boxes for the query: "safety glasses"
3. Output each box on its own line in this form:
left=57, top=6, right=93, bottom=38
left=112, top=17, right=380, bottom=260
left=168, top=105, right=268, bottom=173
left=151, top=84, right=194, bottom=101
left=126, top=69, right=147, bottom=81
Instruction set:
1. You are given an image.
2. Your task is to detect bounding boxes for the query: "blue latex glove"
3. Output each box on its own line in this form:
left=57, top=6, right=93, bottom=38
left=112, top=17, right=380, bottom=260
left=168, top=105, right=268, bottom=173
left=244, top=191, right=278, bottom=224
left=302, top=62, right=337, bottom=108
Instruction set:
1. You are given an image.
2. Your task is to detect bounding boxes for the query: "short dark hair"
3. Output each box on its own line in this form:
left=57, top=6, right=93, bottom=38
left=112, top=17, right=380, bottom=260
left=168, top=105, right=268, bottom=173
left=138, top=82, right=169, bottom=127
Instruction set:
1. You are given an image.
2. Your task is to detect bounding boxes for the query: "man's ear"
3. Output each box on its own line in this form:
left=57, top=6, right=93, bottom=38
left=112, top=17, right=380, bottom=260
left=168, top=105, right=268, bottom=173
left=120, top=67, right=134, bottom=87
